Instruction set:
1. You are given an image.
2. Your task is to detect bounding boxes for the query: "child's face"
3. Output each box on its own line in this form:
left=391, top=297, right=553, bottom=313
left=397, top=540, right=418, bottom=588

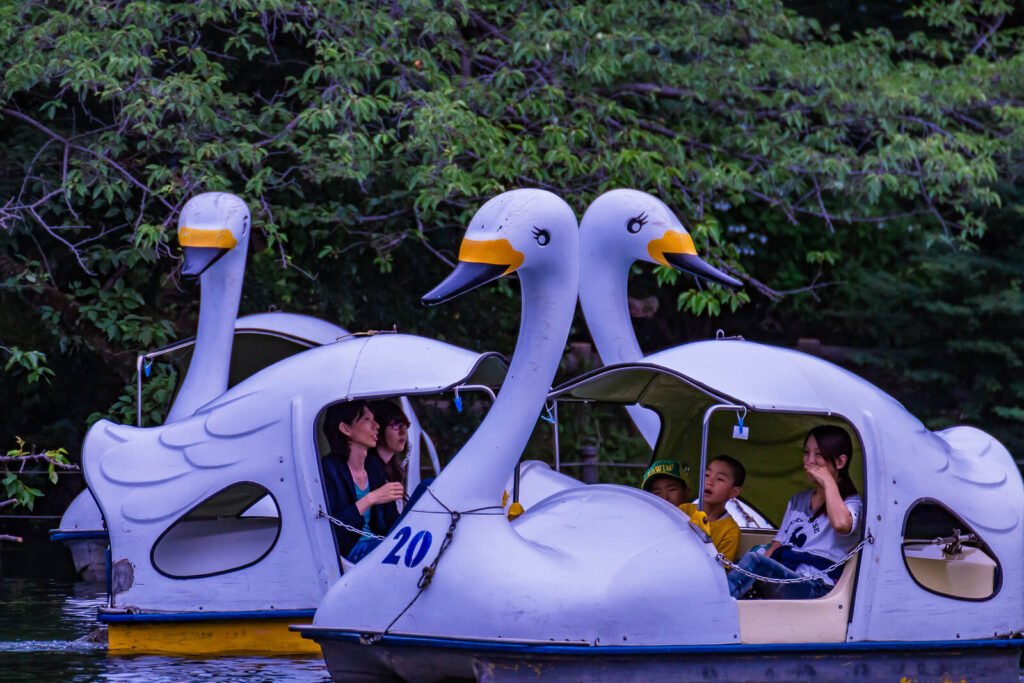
left=648, top=476, right=688, bottom=506
left=703, top=460, right=740, bottom=505
left=381, top=420, right=409, bottom=453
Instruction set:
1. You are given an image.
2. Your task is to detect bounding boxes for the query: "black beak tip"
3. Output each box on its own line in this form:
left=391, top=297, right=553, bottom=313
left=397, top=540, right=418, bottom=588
left=421, top=291, right=447, bottom=307
left=664, top=253, right=743, bottom=289
left=421, top=261, right=509, bottom=306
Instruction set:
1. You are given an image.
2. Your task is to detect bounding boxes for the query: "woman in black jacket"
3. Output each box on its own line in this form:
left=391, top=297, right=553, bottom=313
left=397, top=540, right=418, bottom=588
left=321, top=400, right=404, bottom=561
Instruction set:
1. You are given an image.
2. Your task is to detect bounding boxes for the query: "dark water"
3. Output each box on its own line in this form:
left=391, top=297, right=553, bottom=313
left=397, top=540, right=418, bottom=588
left=0, top=578, right=330, bottom=682
left=0, top=577, right=1020, bottom=682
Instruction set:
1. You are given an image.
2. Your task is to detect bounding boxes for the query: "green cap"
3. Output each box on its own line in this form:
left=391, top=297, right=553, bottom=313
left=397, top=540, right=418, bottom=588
left=641, top=460, right=688, bottom=491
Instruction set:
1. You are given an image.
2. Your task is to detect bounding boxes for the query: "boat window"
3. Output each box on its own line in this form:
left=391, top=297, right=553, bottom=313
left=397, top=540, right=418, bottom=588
left=151, top=482, right=281, bottom=579
left=901, top=499, right=1000, bottom=601
left=662, top=411, right=865, bottom=528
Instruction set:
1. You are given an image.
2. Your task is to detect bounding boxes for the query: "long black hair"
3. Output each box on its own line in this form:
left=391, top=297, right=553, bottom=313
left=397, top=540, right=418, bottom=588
left=368, top=399, right=409, bottom=484
left=807, top=424, right=858, bottom=500
left=322, top=400, right=370, bottom=460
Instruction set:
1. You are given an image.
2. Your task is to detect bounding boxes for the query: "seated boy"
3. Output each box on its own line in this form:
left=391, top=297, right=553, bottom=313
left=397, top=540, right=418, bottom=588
left=640, top=460, right=690, bottom=506
left=678, top=455, right=745, bottom=562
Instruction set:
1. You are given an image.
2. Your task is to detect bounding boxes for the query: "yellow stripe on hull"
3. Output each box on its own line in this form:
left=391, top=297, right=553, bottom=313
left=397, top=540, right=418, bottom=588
left=107, top=618, right=320, bottom=656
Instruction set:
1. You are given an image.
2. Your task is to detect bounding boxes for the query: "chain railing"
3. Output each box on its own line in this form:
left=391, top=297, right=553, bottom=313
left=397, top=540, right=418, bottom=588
left=317, top=508, right=386, bottom=540
left=717, top=531, right=873, bottom=585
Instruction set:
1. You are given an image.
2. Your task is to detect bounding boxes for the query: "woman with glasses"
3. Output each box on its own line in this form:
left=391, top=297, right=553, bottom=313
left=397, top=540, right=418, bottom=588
left=368, top=399, right=410, bottom=487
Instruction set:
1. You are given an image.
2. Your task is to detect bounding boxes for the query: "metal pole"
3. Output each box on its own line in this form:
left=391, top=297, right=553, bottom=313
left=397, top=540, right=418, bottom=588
left=552, top=401, right=560, bottom=472
left=699, top=403, right=746, bottom=512
left=580, top=444, right=599, bottom=484
left=136, top=354, right=144, bottom=427
left=512, top=461, right=521, bottom=504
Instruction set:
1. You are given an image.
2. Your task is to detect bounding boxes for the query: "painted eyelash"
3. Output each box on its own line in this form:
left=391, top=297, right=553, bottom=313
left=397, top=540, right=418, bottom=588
left=532, top=226, right=551, bottom=246
left=626, top=212, right=649, bottom=234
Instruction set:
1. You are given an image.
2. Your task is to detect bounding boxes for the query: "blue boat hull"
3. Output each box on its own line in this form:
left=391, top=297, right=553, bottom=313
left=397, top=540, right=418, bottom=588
left=296, top=628, right=1024, bottom=683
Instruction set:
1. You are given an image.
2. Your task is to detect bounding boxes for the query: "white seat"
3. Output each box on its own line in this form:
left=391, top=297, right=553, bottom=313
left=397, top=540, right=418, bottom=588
left=736, top=553, right=859, bottom=644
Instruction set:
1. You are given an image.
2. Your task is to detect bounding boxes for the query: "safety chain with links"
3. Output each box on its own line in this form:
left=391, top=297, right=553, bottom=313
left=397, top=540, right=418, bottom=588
left=716, top=531, right=874, bottom=585
left=362, top=488, right=504, bottom=644
left=317, top=508, right=386, bottom=540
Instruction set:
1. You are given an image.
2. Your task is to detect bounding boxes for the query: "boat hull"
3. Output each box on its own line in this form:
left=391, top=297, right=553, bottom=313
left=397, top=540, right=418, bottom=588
left=102, top=611, right=319, bottom=656
left=49, top=530, right=109, bottom=583
left=297, top=629, right=1024, bottom=683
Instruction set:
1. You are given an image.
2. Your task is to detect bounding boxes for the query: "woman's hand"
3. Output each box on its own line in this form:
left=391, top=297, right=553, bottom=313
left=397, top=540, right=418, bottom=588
left=807, top=462, right=854, bottom=535
left=370, top=481, right=405, bottom=506
left=804, top=461, right=835, bottom=489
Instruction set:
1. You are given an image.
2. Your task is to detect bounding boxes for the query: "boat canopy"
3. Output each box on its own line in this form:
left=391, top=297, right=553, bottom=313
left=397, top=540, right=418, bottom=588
left=548, top=339, right=899, bottom=523
left=204, top=331, right=508, bottom=413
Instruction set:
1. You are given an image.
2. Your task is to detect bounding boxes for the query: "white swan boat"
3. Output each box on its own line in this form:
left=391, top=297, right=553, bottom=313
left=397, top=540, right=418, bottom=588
left=68, top=194, right=508, bottom=654
left=83, top=331, right=506, bottom=655
left=54, top=194, right=440, bottom=581
left=298, top=189, right=1023, bottom=682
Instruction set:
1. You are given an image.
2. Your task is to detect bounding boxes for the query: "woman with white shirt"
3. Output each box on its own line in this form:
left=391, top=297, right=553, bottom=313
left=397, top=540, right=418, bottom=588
left=728, top=425, right=862, bottom=600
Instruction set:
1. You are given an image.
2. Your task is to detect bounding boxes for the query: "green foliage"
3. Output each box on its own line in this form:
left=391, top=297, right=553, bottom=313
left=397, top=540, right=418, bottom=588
left=2, top=437, right=72, bottom=511
left=88, top=365, right=179, bottom=429
left=0, top=0, right=1022, bottom=477
left=2, top=346, right=54, bottom=384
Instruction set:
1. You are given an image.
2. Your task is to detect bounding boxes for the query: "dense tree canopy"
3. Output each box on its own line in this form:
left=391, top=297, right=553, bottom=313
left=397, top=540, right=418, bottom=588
left=1, top=0, right=1022, bottom=512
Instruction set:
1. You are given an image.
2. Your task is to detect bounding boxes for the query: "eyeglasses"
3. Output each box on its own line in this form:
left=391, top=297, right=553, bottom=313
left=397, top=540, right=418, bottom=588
left=387, top=422, right=409, bottom=432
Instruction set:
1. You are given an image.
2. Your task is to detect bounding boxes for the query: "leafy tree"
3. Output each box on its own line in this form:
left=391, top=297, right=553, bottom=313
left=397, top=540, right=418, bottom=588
left=0, top=0, right=1022, bottom=501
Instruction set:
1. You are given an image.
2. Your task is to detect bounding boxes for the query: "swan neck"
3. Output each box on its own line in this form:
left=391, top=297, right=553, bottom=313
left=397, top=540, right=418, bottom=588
left=430, top=268, right=577, bottom=507
left=579, top=247, right=659, bottom=448
left=580, top=253, right=642, bottom=366
left=165, top=246, right=245, bottom=422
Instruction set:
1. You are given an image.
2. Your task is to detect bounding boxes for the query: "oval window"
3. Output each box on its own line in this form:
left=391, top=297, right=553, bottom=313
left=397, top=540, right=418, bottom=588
left=152, top=482, right=281, bottom=579
left=901, top=499, right=1001, bottom=601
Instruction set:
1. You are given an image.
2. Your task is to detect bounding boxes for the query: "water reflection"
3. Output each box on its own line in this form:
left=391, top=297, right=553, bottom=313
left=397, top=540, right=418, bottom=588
left=0, top=577, right=1020, bottom=682
left=0, top=578, right=328, bottom=682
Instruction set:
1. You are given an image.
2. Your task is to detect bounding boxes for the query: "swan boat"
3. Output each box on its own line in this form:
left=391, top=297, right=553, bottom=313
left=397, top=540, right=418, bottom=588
left=83, top=331, right=506, bottom=655
left=298, top=190, right=1023, bottom=682
left=54, top=194, right=440, bottom=581
left=67, top=194, right=508, bottom=655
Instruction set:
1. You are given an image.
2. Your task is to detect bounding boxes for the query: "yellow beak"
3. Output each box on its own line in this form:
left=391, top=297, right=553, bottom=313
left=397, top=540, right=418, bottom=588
left=458, top=238, right=524, bottom=275
left=179, top=227, right=238, bottom=249
left=647, top=230, right=697, bottom=267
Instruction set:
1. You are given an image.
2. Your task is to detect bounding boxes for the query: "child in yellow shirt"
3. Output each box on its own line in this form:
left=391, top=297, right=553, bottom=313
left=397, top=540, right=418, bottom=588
left=678, top=455, right=745, bottom=562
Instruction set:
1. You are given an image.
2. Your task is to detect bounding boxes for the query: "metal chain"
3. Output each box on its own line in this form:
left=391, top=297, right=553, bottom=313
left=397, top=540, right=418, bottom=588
left=717, top=531, right=874, bottom=585
left=417, top=510, right=459, bottom=590
left=317, top=508, right=386, bottom=541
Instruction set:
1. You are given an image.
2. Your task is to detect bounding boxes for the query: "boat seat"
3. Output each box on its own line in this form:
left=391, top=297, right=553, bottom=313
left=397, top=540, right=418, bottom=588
left=737, top=529, right=776, bottom=556
left=736, top=553, right=859, bottom=644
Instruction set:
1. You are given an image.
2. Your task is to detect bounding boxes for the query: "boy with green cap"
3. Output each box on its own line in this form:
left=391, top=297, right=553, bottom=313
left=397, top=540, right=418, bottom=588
left=640, top=459, right=690, bottom=506
left=641, top=456, right=744, bottom=562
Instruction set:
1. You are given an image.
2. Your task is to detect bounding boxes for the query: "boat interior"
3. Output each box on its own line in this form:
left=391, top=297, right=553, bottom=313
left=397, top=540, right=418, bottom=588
left=549, top=363, right=1009, bottom=644
left=550, top=364, right=870, bottom=642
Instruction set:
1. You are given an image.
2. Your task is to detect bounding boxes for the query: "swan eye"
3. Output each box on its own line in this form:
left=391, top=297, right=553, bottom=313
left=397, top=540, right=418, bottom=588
left=532, top=226, right=551, bottom=246
left=626, top=212, right=648, bottom=234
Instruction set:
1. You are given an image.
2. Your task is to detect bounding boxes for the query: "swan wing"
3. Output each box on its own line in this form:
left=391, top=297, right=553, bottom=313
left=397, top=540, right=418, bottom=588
left=86, top=393, right=286, bottom=525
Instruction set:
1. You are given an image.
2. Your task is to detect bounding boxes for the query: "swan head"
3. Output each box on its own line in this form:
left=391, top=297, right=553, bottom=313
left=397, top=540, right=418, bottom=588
left=423, top=189, right=578, bottom=305
left=580, top=189, right=741, bottom=288
left=177, top=192, right=251, bottom=277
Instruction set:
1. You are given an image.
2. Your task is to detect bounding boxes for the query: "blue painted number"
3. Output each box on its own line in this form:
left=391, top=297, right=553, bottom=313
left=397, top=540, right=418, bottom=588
left=381, top=526, right=433, bottom=568
left=404, top=530, right=432, bottom=567
left=381, top=526, right=410, bottom=565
